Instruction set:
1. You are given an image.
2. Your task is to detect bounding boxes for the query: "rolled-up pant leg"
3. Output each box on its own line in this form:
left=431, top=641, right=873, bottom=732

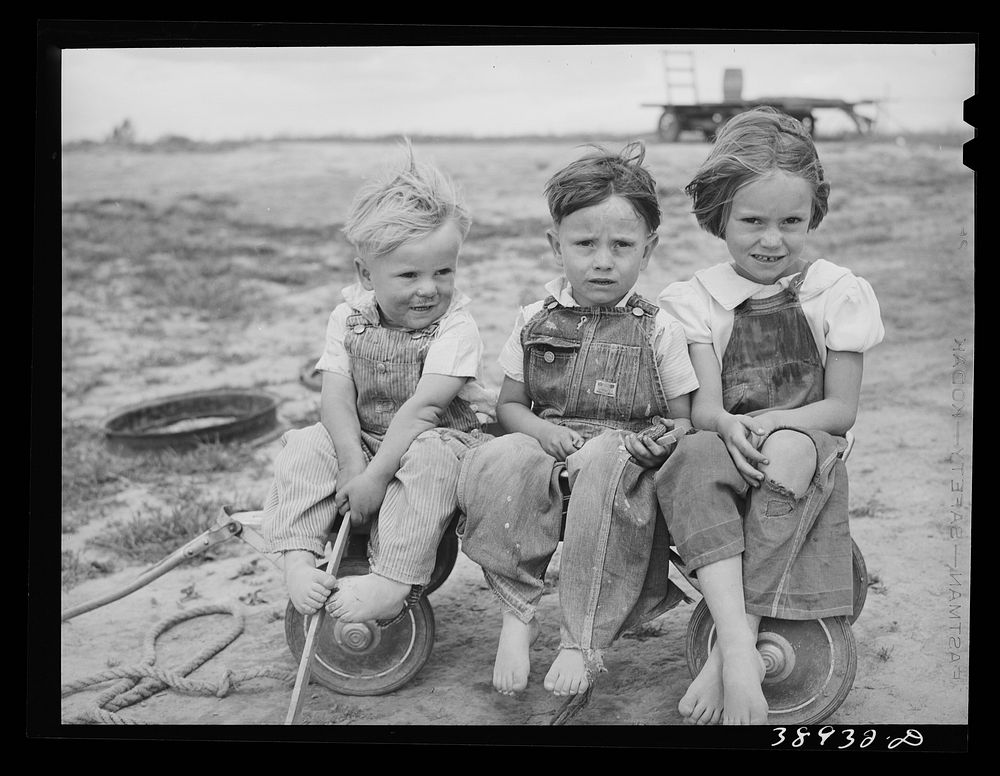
left=262, top=423, right=341, bottom=558
left=457, top=433, right=564, bottom=623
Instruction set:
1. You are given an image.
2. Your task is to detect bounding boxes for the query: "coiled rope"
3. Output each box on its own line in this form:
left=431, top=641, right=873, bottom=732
left=61, top=602, right=296, bottom=724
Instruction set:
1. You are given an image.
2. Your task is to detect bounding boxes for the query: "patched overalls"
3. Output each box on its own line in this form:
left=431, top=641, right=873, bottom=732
left=656, top=264, right=854, bottom=619
left=459, top=294, right=689, bottom=672
left=263, top=303, right=485, bottom=600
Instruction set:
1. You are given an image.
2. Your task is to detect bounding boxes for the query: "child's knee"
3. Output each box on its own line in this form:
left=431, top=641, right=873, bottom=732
left=759, top=430, right=816, bottom=496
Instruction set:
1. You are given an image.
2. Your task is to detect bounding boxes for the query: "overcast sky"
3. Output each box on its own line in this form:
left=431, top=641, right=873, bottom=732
left=60, top=41, right=977, bottom=143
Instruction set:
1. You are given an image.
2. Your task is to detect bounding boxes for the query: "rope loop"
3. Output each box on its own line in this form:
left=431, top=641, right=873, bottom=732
left=61, top=601, right=294, bottom=724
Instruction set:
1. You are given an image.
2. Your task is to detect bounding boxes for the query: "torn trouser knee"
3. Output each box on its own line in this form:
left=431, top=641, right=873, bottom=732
left=742, top=429, right=854, bottom=620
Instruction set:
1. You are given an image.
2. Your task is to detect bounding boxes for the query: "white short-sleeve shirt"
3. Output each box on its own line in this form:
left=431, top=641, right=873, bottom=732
left=315, top=283, right=497, bottom=419
left=657, top=259, right=885, bottom=368
left=497, top=276, right=699, bottom=401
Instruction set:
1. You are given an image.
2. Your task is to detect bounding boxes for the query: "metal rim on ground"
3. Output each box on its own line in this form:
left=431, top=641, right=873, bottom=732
left=103, top=388, right=280, bottom=454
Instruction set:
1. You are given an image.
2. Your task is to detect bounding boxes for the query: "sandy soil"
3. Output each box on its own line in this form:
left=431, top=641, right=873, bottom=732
left=53, top=137, right=973, bottom=743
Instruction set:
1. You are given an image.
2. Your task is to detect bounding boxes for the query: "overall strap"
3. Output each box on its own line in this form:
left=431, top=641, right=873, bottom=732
left=789, top=260, right=814, bottom=294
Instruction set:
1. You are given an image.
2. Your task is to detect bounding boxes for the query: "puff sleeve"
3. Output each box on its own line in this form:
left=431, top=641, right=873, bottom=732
left=823, top=275, right=886, bottom=353
left=657, top=281, right=714, bottom=345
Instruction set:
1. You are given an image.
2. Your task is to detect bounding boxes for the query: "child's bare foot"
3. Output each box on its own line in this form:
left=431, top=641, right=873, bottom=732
left=720, top=641, right=768, bottom=725
left=678, top=645, right=725, bottom=724
left=284, top=554, right=336, bottom=615
left=325, top=573, right=410, bottom=622
left=543, top=648, right=591, bottom=697
left=493, top=612, right=540, bottom=695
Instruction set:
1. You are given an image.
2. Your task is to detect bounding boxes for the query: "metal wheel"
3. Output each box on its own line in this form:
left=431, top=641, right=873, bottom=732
left=685, top=601, right=857, bottom=725
left=425, top=523, right=459, bottom=596
left=103, top=388, right=279, bottom=454
left=850, top=539, right=868, bottom=624
left=658, top=110, right=682, bottom=142
left=284, top=558, right=436, bottom=696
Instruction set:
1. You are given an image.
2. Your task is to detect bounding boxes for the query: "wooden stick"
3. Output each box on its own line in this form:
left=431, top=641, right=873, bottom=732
left=284, top=518, right=352, bottom=724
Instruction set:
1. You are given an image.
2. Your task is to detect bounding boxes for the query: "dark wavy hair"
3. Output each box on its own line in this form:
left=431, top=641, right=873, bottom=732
left=544, top=141, right=661, bottom=233
left=685, top=106, right=830, bottom=238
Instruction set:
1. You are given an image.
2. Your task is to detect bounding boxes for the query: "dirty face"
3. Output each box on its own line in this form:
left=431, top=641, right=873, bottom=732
left=548, top=195, right=657, bottom=308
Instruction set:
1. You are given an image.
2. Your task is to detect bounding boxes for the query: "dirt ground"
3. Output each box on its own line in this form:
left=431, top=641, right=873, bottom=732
left=52, top=137, right=973, bottom=742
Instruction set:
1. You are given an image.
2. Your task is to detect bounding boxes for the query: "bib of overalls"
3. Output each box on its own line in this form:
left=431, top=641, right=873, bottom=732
left=521, top=293, right=669, bottom=435
left=721, top=264, right=824, bottom=415
left=345, top=309, right=480, bottom=437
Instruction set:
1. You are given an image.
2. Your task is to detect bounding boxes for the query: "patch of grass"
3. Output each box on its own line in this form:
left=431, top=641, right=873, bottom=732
left=142, top=268, right=264, bottom=320
left=62, top=422, right=142, bottom=516
left=850, top=499, right=882, bottom=519
left=867, top=571, right=889, bottom=595
left=140, top=441, right=265, bottom=477
left=62, top=550, right=117, bottom=590
left=621, top=621, right=665, bottom=641
left=63, top=418, right=266, bottom=538
left=85, top=488, right=224, bottom=565
left=876, top=644, right=894, bottom=662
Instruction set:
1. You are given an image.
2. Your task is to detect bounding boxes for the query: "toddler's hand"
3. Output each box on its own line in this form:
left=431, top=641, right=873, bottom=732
left=539, top=424, right=585, bottom=461
left=334, top=462, right=366, bottom=517
left=337, top=469, right=390, bottom=524
left=284, top=554, right=336, bottom=615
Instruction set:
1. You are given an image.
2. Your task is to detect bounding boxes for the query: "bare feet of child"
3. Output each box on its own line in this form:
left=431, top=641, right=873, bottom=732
left=678, top=645, right=725, bottom=724
left=493, top=611, right=540, bottom=695
left=678, top=641, right=768, bottom=725
left=543, top=648, right=591, bottom=696
left=284, top=553, right=336, bottom=616
left=720, top=641, right=768, bottom=725
left=325, top=573, right=410, bottom=623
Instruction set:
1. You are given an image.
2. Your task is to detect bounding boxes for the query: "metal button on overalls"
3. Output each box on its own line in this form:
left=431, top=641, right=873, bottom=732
left=543, top=351, right=555, bottom=363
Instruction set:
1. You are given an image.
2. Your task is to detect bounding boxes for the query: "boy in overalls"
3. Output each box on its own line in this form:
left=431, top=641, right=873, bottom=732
left=458, top=142, right=699, bottom=699
left=263, top=143, right=494, bottom=624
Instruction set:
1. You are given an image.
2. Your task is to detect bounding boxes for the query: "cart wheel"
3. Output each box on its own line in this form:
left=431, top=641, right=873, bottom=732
left=685, top=601, right=857, bottom=725
left=850, top=539, right=868, bottom=624
left=425, top=525, right=459, bottom=596
left=658, top=110, right=681, bottom=142
left=284, top=558, right=435, bottom=696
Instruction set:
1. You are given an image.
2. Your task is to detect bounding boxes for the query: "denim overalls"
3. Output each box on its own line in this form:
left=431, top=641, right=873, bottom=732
left=459, top=293, right=689, bottom=673
left=263, top=303, right=486, bottom=596
left=656, top=264, right=854, bottom=619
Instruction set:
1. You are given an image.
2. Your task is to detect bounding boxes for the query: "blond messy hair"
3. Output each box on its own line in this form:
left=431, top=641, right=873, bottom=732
left=343, top=139, right=472, bottom=260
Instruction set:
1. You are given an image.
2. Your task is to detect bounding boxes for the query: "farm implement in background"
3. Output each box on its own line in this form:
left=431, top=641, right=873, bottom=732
left=643, top=51, right=880, bottom=142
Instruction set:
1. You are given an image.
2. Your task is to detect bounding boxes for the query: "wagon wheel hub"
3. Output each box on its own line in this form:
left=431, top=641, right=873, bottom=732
left=333, top=620, right=381, bottom=653
left=757, top=631, right=796, bottom=683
